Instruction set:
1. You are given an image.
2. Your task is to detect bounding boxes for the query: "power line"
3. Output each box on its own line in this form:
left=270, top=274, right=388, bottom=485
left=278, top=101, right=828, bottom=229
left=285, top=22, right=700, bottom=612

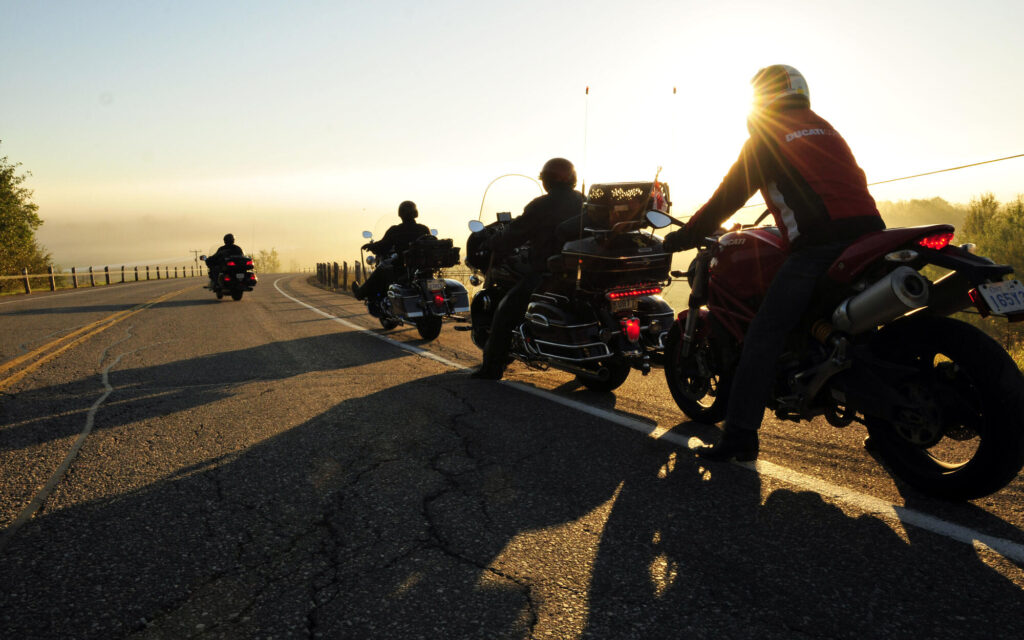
left=739, top=152, right=1024, bottom=209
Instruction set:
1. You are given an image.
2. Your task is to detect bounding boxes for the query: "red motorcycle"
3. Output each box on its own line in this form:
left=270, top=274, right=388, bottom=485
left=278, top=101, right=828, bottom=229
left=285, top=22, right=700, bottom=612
left=648, top=211, right=1024, bottom=500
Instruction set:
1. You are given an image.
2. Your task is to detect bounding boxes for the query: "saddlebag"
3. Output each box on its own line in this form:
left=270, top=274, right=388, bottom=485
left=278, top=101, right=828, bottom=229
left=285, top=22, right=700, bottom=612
left=523, top=295, right=610, bottom=362
left=387, top=284, right=424, bottom=319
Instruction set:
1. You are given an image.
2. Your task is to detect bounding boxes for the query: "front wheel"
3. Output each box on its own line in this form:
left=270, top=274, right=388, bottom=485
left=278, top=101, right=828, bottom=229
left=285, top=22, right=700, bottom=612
left=664, top=325, right=732, bottom=424
left=576, top=361, right=630, bottom=393
left=864, top=316, right=1024, bottom=500
left=416, top=315, right=443, bottom=341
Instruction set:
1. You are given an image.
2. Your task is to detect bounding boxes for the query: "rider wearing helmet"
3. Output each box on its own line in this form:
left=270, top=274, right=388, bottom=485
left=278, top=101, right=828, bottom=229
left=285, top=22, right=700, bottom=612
left=470, top=157, right=584, bottom=379
left=206, top=233, right=245, bottom=282
left=353, top=201, right=431, bottom=301
left=661, top=65, right=885, bottom=461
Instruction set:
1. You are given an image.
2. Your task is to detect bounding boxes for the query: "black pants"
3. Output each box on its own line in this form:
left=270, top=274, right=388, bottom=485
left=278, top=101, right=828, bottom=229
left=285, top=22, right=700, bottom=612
left=356, top=263, right=397, bottom=300
left=481, top=272, right=542, bottom=372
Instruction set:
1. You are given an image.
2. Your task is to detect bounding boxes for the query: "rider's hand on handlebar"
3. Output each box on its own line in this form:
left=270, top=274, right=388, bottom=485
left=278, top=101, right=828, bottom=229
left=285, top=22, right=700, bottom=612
left=361, top=242, right=372, bottom=251
left=662, top=225, right=699, bottom=253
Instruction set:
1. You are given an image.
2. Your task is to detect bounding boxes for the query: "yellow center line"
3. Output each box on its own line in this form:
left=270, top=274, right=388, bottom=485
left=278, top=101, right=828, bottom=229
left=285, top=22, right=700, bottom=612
left=0, top=287, right=190, bottom=392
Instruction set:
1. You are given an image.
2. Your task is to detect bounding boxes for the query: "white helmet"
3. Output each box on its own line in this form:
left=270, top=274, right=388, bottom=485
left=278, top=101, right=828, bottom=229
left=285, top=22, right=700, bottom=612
left=750, top=65, right=810, bottom=109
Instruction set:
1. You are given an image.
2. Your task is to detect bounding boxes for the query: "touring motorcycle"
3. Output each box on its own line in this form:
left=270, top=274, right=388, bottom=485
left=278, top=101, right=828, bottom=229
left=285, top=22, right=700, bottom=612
left=462, top=182, right=675, bottom=391
left=201, top=254, right=257, bottom=301
left=648, top=209, right=1024, bottom=499
left=358, top=230, right=470, bottom=341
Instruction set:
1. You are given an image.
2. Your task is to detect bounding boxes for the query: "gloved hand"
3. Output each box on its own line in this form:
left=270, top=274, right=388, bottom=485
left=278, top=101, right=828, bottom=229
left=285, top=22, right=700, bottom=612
left=662, top=225, right=698, bottom=252
left=360, top=242, right=372, bottom=251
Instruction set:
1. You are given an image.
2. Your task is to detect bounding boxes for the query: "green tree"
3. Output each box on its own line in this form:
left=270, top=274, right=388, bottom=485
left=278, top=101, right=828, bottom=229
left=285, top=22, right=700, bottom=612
left=1, top=144, right=50, bottom=289
left=254, top=248, right=281, bottom=273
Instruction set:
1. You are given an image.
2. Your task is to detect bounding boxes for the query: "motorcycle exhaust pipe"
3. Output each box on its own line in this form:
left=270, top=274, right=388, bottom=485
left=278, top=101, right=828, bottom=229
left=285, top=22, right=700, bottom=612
left=831, top=266, right=929, bottom=334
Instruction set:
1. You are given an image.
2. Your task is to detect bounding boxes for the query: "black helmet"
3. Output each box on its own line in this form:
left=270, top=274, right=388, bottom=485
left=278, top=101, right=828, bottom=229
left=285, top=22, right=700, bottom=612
left=398, top=200, right=418, bottom=221
left=224, top=233, right=235, bottom=244
left=750, top=65, right=810, bottom=110
left=539, top=158, right=576, bottom=189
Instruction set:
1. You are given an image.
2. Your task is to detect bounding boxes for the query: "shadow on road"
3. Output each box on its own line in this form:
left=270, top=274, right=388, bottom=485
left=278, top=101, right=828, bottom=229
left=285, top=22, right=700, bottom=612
left=2, top=369, right=1023, bottom=638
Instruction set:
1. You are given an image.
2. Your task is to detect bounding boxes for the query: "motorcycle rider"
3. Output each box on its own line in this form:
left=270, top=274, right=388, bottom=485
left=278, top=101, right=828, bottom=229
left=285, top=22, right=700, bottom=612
left=353, top=200, right=431, bottom=302
left=206, top=233, right=244, bottom=283
left=662, top=65, right=885, bottom=461
left=470, top=157, right=584, bottom=379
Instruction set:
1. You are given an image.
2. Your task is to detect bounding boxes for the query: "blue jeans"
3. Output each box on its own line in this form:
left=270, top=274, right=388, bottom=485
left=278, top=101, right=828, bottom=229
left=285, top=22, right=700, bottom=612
left=725, top=241, right=847, bottom=432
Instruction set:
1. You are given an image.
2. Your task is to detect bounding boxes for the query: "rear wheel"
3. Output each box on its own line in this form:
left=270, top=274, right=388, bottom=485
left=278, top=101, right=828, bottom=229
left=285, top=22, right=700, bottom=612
left=379, top=317, right=400, bottom=330
left=576, top=361, right=631, bottom=393
left=416, top=315, right=443, bottom=341
left=664, top=326, right=732, bottom=423
left=231, top=291, right=243, bottom=301
left=215, top=290, right=224, bottom=300
left=864, top=316, right=1024, bottom=500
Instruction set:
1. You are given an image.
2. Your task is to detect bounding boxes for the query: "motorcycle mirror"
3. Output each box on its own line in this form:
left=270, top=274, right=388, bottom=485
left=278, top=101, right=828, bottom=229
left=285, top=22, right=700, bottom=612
left=645, top=211, right=674, bottom=229
left=361, top=230, right=373, bottom=239
left=199, top=255, right=207, bottom=261
left=430, top=228, right=439, bottom=236
left=366, top=255, right=376, bottom=265
left=468, top=220, right=485, bottom=233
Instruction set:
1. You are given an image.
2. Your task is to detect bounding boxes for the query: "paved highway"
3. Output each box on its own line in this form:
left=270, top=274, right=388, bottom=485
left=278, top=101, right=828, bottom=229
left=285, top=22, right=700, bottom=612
left=1, top=275, right=1022, bottom=638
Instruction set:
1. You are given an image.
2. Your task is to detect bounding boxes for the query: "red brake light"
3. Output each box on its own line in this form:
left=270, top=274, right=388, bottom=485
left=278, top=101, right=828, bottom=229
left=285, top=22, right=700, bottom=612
left=223, top=275, right=231, bottom=281
left=433, top=294, right=445, bottom=306
left=606, top=286, right=663, bottom=301
left=621, top=318, right=641, bottom=342
left=918, top=232, right=954, bottom=250
left=226, top=260, right=236, bottom=267
left=246, top=260, right=253, bottom=267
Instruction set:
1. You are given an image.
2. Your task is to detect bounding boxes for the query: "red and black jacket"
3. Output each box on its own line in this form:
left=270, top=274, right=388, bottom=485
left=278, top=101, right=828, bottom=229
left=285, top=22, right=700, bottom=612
left=688, top=102, right=884, bottom=251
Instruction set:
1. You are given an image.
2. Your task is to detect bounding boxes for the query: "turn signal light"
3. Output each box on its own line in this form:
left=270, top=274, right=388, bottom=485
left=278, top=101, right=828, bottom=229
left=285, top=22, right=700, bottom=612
left=621, top=318, right=641, bottom=342
left=918, top=232, right=954, bottom=250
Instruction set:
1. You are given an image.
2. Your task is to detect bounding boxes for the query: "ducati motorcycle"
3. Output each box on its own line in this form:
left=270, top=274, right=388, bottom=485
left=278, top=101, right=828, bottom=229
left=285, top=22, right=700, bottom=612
left=358, top=230, right=470, bottom=341
left=649, top=210, right=1024, bottom=500
left=463, top=182, right=675, bottom=391
left=201, top=254, right=257, bottom=301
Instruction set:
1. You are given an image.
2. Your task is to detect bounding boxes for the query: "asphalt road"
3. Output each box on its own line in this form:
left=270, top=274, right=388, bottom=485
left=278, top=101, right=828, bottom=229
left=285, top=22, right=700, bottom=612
left=1, top=275, right=1022, bottom=639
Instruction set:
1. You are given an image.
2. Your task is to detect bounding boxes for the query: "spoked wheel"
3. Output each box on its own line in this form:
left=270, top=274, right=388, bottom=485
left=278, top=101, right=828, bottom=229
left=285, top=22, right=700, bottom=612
left=865, top=316, right=1024, bottom=500
left=664, top=326, right=732, bottom=424
left=416, top=315, right=443, bottom=341
left=576, top=361, right=631, bottom=393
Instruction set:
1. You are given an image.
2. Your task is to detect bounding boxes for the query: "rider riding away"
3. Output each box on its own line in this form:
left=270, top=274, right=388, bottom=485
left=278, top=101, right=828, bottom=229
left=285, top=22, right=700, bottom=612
left=661, top=65, right=885, bottom=461
left=353, top=201, right=431, bottom=301
left=206, top=233, right=244, bottom=281
left=470, top=157, right=584, bottom=379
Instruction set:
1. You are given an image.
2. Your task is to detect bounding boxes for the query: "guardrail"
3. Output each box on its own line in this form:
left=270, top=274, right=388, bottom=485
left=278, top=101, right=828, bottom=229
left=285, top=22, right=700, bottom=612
left=0, top=264, right=204, bottom=295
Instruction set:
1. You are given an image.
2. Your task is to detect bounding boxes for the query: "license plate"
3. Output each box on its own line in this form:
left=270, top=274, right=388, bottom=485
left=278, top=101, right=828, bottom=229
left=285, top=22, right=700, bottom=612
left=426, top=279, right=444, bottom=291
left=236, top=272, right=245, bottom=279
left=978, top=280, right=1024, bottom=315
left=610, top=298, right=638, bottom=313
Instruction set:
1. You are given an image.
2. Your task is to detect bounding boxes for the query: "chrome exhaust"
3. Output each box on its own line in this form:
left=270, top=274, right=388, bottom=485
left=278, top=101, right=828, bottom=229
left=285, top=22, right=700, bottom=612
left=831, top=266, right=929, bottom=334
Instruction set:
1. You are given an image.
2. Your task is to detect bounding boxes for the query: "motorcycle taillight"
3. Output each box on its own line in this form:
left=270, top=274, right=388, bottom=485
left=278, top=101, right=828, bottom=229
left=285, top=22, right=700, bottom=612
left=621, top=317, right=641, bottom=342
left=226, top=261, right=236, bottom=267
left=433, top=293, right=445, bottom=307
left=246, top=260, right=253, bottom=268
left=918, top=232, right=954, bottom=250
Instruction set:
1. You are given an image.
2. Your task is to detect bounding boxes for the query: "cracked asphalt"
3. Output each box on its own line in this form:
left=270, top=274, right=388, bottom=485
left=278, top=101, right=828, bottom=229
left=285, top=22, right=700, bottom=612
left=1, top=275, right=1022, bottom=639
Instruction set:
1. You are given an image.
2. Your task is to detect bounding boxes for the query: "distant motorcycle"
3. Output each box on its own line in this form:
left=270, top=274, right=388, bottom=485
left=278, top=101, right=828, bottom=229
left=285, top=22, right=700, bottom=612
left=463, top=181, right=675, bottom=391
left=202, top=254, right=257, bottom=301
left=649, top=209, right=1024, bottom=500
left=358, top=230, right=470, bottom=341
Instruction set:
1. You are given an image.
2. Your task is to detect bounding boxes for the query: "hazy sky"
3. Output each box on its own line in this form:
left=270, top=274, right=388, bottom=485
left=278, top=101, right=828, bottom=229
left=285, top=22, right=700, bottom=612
left=2, top=0, right=1023, bottom=269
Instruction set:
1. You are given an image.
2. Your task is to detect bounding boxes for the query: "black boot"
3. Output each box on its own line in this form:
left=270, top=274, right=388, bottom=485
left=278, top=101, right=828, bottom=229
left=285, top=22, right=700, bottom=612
left=352, top=282, right=364, bottom=300
left=695, top=428, right=759, bottom=462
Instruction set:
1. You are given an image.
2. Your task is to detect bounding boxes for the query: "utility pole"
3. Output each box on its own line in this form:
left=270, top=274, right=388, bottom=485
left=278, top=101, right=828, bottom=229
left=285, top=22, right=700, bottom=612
left=189, top=249, right=202, bottom=269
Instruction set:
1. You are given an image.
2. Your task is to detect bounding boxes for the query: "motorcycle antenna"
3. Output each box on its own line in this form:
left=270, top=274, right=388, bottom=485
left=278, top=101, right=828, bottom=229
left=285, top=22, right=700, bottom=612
left=576, top=85, right=590, bottom=245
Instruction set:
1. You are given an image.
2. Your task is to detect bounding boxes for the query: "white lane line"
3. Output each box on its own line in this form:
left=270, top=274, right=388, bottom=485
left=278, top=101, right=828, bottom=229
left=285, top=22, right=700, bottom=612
left=274, top=276, right=1024, bottom=565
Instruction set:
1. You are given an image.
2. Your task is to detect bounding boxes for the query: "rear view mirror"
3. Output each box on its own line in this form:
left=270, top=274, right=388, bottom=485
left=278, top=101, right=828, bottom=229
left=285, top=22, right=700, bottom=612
left=646, top=211, right=673, bottom=229
left=430, top=228, right=439, bottom=236
left=468, top=220, right=485, bottom=233
left=362, top=230, right=373, bottom=239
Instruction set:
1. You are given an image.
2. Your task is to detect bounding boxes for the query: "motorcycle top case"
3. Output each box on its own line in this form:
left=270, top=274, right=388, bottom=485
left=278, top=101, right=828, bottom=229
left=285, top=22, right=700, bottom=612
left=404, top=236, right=461, bottom=271
left=559, top=232, right=671, bottom=291
left=583, top=181, right=670, bottom=233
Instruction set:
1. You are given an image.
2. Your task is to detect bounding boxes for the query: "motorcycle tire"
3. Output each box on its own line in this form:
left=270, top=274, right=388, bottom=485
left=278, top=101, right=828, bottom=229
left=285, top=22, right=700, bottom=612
left=664, top=325, right=731, bottom=424
left=576, top=361, right=630, bottom=393
left=215, top=290, right=224, bottom=300
left=416, top=316, right=443, bottom=341
left=379, top=317, right=400, bottom=330
left=864, top=315, right=1024, bottom=500
left=231, top=291, right=243, bottom=301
